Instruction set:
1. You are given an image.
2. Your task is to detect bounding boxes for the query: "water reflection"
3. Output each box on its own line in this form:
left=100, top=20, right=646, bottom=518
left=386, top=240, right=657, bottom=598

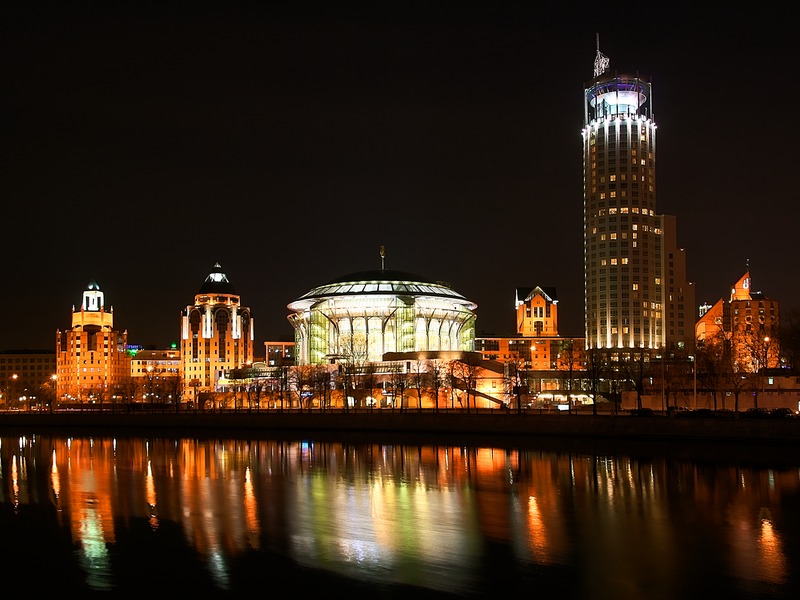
left=1, top=433, right=799, bottom=598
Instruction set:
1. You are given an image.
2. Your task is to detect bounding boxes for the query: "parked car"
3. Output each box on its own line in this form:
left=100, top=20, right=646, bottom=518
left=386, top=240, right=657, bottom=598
left=686, top=408, right=715, bottom=418
left=770, top=407, right=794, bottom=419
left=742, top=407, right=771, bottom=419
left=630, top=408, right=655, bottom=417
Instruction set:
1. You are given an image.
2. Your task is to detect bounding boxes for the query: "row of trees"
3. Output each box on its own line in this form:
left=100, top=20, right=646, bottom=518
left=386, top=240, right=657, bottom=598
left=221, top=357, right=490, bottom=413
left=575, top=308, right=800, bottom=414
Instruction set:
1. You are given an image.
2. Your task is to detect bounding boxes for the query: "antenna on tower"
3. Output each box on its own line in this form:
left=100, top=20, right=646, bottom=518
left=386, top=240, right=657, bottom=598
left=379, top=245, right=386, bottom=269
left=594, top=33, right=610, bottom=77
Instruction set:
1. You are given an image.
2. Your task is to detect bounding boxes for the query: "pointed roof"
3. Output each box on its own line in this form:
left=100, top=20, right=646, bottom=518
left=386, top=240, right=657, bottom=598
left=730, top=271, right=751, bottom=302
left=515, top=286, right=558, bottom=306
left=197, top=262, right=238, bottom=295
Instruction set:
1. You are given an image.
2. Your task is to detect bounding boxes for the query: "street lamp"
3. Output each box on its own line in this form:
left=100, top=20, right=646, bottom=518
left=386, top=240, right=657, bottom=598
left=9, top=374, right=19, bottom=409
left=762, top=336, right=771, bottom=396
left=690, top=355, right=697, bottom=409
left=45, top=374, right=57, bottom=412
left=147, top=365, right=154, bottom=404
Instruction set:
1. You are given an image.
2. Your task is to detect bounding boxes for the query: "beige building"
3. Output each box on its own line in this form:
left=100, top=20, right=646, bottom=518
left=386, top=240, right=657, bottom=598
left=180, top=263, right=255, bottom=405
left=130, top=348, right=182, bottom=404
left=55, top=281, right=130, bottom=402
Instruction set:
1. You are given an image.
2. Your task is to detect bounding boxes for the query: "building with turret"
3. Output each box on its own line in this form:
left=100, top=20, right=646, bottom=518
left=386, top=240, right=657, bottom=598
left=180, top=263, right=255, bottom=405
left=55, top=281, right=130, bottom=402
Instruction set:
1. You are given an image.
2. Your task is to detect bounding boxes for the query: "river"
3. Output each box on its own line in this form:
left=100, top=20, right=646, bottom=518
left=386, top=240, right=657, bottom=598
left=1, top=429, right=798, bottom=598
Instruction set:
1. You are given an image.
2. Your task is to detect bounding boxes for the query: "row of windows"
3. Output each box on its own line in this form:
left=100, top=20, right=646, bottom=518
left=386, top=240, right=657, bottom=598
left=0, top=357, right=53, bottom=364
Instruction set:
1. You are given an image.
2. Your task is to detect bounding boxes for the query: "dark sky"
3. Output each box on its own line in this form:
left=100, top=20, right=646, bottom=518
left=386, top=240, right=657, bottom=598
left=2, top=5, right=798, bottom=351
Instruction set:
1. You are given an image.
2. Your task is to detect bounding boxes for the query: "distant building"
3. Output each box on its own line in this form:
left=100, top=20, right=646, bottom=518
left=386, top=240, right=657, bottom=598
left=179, top=263, right=255, bottom=405
left=130, top=347, right=182, bottom=404
left=0, top=349, right=57, bottom=410
left=55, top=281, right=130, bottom=402
left=476, top=285, right=587, bottom=406
left=695, top=270, right=780, bottom=372
left=264, top=339, right=295, bottom=367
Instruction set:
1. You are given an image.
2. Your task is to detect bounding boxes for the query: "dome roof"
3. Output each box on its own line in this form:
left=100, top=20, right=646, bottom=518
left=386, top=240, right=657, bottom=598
left=289, top=268, right=475, bottom=309
left=197, top=262, right=238, bottom=296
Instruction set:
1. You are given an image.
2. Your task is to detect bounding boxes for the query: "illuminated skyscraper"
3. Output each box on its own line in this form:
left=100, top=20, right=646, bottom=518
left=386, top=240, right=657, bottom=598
left=582, top=40, right=666, bottom=351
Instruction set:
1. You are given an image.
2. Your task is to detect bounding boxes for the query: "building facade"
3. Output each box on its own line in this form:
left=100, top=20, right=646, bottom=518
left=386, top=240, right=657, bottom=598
left=660, top=214, right=695, bottom=351
left=180, top=263, right=255, bottom=404
left=287, top=265, right=477, bottom=366
left=0, top=349, right=57, bottom=410
left=55, top=281, right=131, bottom=402
left=476, top=284, right=588, bottom=407
left=695, top=270, right=780, bottom=372
left=583, top=42, right=667, bottom=351
left=130, top=348, right=182, bottom=404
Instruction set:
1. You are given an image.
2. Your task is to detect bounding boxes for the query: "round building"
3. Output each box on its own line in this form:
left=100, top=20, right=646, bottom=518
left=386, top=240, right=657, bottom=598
left=287, top=268, right=477, bottom=365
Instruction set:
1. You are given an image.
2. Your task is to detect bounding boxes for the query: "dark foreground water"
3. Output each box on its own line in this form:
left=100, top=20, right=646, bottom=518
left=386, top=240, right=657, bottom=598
left=1, top=429, right=798, bottom=598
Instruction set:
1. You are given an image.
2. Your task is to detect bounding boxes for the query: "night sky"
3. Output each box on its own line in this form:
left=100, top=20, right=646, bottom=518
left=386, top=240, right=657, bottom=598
left=2, top=5, right=798, bottom=351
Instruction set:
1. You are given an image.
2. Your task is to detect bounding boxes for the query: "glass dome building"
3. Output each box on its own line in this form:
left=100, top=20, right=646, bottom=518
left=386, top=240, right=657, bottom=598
left=287, top=268, right=478, bottom=365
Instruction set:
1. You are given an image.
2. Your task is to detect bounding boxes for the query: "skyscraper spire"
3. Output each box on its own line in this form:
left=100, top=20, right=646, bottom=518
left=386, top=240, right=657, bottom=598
left=593, top=33, right=610, bottom=77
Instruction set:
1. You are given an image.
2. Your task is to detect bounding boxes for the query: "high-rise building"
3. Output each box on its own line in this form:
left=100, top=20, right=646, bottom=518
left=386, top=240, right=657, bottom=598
left=55, top=281, right=130, bottom=401
left=179, top=263, right=255, bottom=404
left=582, top=39, right=692, bottom=352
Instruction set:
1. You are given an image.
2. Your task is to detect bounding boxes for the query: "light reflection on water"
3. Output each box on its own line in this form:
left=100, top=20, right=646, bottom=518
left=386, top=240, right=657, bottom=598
left=1, top=433, right=799, bottom=598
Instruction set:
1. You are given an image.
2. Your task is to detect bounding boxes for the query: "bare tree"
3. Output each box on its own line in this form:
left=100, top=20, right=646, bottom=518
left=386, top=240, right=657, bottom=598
left=583, top=348, right=607, bottom=416
left=558, top=339, right=580, bottom=412
left=622, top=350, right=651, bottom=410
left=505, top=357, right=526, bottom=414
left=161, top=373, right=183, bottom=412
left=360, top=362, right=380, bottom=409
left=311, top=365, right=334, bottom=412
left=429, top=360, right=445, bottom=412
left=387, top=365, right=408, bottom=412
left=778, top=307, right=800, bottom=371
left=409, top=359, right=428, bottom=411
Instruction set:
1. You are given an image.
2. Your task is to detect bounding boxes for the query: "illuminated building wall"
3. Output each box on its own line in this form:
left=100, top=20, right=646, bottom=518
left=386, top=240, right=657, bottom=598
left=129, top=348, right=181, bottom=403
left=287, top=267, right=477, bottom=366
left=180, top=263, right=254, bottom=403
left=582, top=43, right=664, bottom=350
left=55, top=281, right=130, bottom=402
left=515, top=286, right=559, bottom=337
left=695, top=270, right=780, bottom=372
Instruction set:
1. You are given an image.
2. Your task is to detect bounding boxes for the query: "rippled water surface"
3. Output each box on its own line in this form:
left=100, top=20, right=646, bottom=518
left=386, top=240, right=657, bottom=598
left=1, top=431, right=798, bottom=598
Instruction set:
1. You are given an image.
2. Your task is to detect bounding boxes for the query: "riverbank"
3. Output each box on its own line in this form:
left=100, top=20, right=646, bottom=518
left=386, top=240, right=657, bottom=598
left=1, top=408, right=799, bottom=445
